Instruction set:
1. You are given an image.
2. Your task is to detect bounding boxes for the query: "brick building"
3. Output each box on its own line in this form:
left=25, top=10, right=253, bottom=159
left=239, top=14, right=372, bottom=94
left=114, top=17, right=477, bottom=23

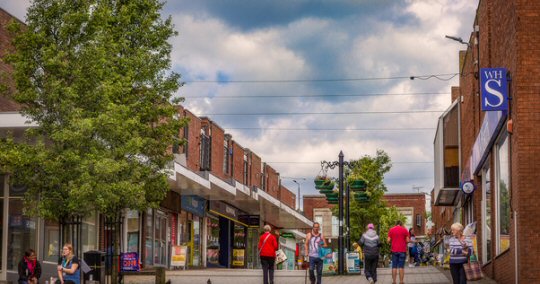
left=432, top=1, right=540, bottom=282
left=302, top=195, right=336, bottom=240
left=383, top=193, right=427, bottom=237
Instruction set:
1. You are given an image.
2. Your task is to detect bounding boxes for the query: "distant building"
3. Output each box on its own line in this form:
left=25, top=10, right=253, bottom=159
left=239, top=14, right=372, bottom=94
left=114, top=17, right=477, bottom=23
left=383, top=193, right=427, bottom=237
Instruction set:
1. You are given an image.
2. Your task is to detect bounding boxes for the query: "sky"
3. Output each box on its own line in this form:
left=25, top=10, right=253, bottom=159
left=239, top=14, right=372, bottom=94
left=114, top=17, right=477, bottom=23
left=0, top=1, right=479, bottom=205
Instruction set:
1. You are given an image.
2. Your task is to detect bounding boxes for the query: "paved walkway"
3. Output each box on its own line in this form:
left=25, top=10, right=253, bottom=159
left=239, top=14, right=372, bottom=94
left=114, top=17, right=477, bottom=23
left=123, top=266, right=495, bottom=284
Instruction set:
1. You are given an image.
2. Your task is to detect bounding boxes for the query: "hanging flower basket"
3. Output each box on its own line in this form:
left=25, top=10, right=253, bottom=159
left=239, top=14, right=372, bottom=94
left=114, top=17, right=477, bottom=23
left=349, top=180, right=367, bottom=191
left=319, top=189, right=334, bottom=195
left=314, top=176, right=335, bottom=190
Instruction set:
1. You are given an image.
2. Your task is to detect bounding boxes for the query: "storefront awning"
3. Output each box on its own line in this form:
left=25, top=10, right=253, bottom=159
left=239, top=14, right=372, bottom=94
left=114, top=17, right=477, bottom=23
left=257, top=188, right=313, bottom=229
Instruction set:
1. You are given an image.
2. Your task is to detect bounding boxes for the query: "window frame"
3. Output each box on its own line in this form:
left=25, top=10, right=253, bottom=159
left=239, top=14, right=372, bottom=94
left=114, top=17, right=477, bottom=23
left=494, top=131, right=510, bottom=256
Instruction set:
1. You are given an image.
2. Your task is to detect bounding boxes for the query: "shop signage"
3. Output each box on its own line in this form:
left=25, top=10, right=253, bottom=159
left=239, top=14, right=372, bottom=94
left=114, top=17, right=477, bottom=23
left=238, top=215, right=260, bottom=227
left=181, top=195, right=206, bottom=217
left=171, top=245, right=187, bottom=268
left=279, top=232, right=295, bottom=239
left=120, top=252, right=140, bottom=272
left=232, top=249, right=245, bottom=267
left=480, top=68, right=509, bottom=111
left=470, top=110, right=507, bottom=174
left=209, top=201, right=246, bottom=221
left=170, top=213, right=177, bottom=246
left=461, top=181, right=476, bottom=195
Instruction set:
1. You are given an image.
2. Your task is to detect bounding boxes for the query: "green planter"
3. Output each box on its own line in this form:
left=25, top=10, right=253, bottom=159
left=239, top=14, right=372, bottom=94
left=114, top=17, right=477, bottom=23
left=349, top=180, right=367, bottom=191
left=315, top=180, right=335, bottom=190
left=319, top=189, right=334, bottom=194
left=325, top=192, right=338, bottom=198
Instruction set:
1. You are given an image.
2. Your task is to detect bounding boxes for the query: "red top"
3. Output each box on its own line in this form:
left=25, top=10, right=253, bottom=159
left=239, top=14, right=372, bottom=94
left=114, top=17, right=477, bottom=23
left=388, top=225, right=409, bottom=253
left=258, top=232, right=279, bottom=258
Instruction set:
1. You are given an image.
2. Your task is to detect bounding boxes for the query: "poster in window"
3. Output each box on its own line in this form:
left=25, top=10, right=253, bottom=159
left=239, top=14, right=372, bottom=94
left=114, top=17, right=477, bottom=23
left=171, top=245, right=187, bottom=268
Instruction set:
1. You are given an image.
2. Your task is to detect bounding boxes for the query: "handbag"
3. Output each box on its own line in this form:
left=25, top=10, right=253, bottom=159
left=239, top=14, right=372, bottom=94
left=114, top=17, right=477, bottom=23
left=276, top=249, right=288, bottom=264
left=464, top=253, right=484, bottom=281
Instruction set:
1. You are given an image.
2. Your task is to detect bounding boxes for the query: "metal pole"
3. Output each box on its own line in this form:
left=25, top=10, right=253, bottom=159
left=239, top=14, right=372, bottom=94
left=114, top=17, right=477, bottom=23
left=346, top=183, right=351, bottom=252
left=338, top=151, right=344, bottom=275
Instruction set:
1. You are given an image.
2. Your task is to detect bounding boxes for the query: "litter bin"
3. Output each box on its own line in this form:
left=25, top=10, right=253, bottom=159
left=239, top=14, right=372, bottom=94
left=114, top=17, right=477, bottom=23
left=84, top=250, right=105, bottom=284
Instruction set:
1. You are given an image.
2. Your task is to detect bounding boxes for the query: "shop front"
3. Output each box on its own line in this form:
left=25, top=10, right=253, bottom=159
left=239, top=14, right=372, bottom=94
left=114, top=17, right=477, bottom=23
left=208, top=201, right=252, bottom=268
left=179, top=195, right=206, bottom=268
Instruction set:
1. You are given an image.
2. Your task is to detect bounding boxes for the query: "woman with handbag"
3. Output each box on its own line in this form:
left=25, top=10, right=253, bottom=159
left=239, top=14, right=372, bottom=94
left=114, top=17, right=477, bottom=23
left=449, top=223, right=473, bottom=284
left=258, top=225, right=278, bottom=284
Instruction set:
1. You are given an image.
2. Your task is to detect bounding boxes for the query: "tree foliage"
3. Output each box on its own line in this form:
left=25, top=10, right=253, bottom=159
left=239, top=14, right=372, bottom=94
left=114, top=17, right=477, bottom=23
left=0, top=0, right=186, bottom=219
left=332, top=150, right=405, bottom=256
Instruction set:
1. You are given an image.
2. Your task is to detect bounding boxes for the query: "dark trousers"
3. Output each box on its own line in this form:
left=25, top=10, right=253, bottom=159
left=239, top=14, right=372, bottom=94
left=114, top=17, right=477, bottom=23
left=364, top=254, right=379, bottom=282
left=309, top=256, right=323, bottom=284
left=450, top=263, right=467, bottom=284
left=260, top=256, right=276, bottom=284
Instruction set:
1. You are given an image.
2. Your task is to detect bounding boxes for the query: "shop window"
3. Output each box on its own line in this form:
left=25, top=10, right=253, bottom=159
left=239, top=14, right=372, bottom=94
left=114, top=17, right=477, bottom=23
left=127, top=210, right=140, bottom=253
left=496, top=134, right=510, bottom=254
left=82, top=211, right=97, bottom=252
left=206, top=216, right=220, bottom=266
left=482, top=167, right=492, bottom=262
left=145, top=209, right=153, bottom=266
left=43, top=219, right=60, bottom=262
left=8, top=198, right=36, bottom=270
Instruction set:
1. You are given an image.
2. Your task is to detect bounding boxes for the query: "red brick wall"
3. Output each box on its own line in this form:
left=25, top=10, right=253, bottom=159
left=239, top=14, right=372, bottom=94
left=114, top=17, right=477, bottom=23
left=231, top=141, right=244, bottom=183
left=383, top=194, right=426, bottom=236
left=250, top=152, right=262, bottom=188
left=279, top=185, right=296, bottom=209
left=265, top=165, right=279, bottom=199
left=179, top=108, right=201, bottom=172
left=0, top=8, right=21, bottom=111
left=302, top=195, right=334, bottom=221
left=444, top=0, right=540, bottom=282
left=203, top=119, right=225, bottom=180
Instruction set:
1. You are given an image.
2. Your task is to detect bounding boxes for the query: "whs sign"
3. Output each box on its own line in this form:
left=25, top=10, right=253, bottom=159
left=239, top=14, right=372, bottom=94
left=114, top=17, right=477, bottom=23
left=480, top=68, right=509, bottom=111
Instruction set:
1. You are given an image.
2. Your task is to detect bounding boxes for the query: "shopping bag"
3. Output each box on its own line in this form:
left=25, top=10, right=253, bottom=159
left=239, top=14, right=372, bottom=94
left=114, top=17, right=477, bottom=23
left=464, top=255, right=484, bottom=281
left=276, top=249, right=288, bottom=264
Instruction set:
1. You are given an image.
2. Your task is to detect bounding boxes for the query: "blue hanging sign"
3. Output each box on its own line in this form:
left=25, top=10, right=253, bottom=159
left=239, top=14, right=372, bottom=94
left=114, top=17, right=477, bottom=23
left=480, top=68, right=509, bottom=111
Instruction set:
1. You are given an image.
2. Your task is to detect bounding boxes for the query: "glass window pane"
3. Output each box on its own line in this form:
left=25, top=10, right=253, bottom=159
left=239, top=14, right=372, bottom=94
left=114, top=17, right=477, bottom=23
left=43, top=219, right=60, bottom=262
left=484, top=167, right=492, bottom=262
left=127, top=210, right=140, bottom=253
left=8, top=198, right=36, bottom=270
left=497, top=137, right=510, bottom=254
left=82, top=212, right=97, bottom=252
left=9, top=184, right=27, bottom=197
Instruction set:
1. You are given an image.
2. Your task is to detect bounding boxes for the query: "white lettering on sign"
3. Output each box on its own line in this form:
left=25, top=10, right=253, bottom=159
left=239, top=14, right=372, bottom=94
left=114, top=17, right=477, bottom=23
left=484, top=79, right=504, bottom=107
left=226, top=205, right=236, bottom=217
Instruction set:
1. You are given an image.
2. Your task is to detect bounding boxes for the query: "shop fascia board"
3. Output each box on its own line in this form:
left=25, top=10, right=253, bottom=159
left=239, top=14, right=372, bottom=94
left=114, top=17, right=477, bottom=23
left=234, top=180, right=251, bottom=199
left=208, top=173, right=237, bottom=198
left=256, top=188, right=281, bottom=207
left=281, top=203, right=313, bottom=228
left=170, top=162, right=211, bottom=198
left=280, top=229, right=307, bottom=240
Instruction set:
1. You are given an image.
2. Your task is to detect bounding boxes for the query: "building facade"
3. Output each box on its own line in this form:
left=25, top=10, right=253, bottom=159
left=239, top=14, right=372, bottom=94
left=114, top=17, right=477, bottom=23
left=0, top=7, right=312, bottom=282
left=433, top=1, right=540, bottom=282
left=383, top=193, right=427, bottom=237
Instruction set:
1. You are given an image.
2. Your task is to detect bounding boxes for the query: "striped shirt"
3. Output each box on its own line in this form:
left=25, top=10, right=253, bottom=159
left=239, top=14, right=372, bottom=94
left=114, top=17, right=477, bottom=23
left=449, top=236, right=473, bottom=264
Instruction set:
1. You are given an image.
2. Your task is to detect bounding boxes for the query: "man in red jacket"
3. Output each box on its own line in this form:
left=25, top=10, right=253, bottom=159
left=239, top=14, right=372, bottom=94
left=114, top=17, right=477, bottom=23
left=258, top=225, right=279, bottom=284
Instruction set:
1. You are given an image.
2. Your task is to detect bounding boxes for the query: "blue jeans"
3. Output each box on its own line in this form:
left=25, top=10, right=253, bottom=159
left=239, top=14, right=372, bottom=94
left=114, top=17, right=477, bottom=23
left=391, top=252, right=406, bottom=269
left=309, top=256, right=323, bottom=284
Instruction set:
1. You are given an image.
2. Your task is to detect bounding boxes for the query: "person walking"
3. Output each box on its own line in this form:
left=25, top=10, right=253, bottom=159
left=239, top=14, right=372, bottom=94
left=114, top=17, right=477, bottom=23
left=56, top=243, right=80, bottom=284
left=305, top=222, right=327, bottom=284
left=449, top=223, right=473, bottom=284
left=258, top=225, right=279, bottom=284
left=18, top=249, right=41, bottom=284
left=408, top=228, right=418, bottom=267
left=387, top=220, right=410, bottom=284
left=360, top=223, right=380, bottom=284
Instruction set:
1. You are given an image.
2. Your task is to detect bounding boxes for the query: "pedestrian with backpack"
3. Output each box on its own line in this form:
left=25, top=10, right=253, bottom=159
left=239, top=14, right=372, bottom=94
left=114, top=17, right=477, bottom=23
left=258, top=225, right=278, bottom=284
left=360, top=223, right=381, bottom=284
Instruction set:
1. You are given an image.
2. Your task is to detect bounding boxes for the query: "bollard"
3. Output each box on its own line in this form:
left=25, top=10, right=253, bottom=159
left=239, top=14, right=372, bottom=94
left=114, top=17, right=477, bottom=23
left=155, top=267, right=166, bottom=284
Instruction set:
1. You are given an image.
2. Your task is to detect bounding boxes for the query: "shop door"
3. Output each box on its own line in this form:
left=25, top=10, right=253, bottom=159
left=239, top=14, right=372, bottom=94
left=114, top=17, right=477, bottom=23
left=154, top=212, right=168, bottom=266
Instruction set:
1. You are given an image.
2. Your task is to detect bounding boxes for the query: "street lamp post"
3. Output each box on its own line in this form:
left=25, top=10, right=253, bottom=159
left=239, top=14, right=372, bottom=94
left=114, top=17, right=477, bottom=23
left=321, top=151, right=359, bottom=275
left=292, top=179, right=302, bottom=211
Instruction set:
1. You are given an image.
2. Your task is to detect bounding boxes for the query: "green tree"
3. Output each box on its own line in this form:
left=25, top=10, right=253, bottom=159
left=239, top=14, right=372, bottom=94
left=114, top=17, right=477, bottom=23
left=0, top=1, right=185, bottom=279
left=332, top=150, right=405, bottom=258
